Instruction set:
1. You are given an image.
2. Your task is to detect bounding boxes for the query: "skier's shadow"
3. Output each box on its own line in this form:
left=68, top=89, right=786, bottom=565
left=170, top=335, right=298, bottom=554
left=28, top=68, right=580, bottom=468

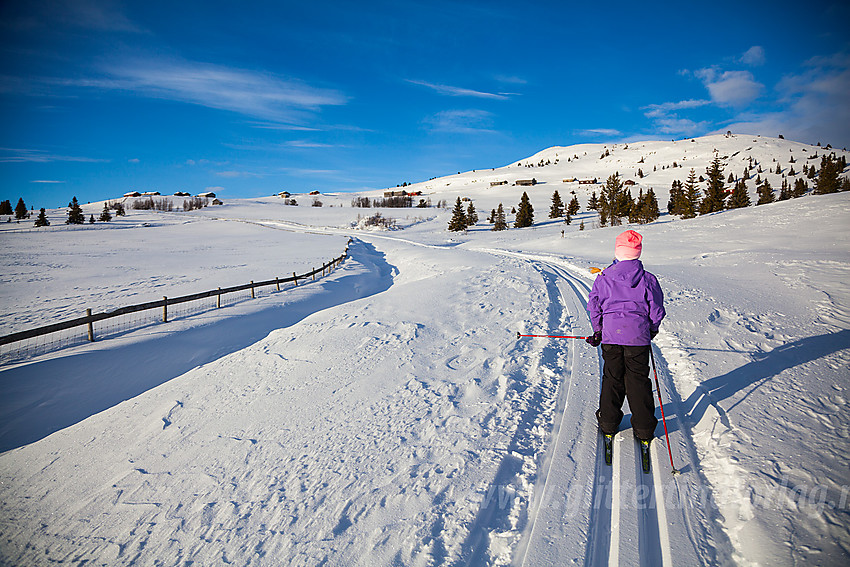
left=646, top=329, right=850, bottom=437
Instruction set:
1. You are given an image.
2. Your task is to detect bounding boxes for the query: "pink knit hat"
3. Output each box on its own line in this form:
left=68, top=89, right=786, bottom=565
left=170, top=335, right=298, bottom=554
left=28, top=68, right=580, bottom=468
left=614, top=230, right=642, bottom=261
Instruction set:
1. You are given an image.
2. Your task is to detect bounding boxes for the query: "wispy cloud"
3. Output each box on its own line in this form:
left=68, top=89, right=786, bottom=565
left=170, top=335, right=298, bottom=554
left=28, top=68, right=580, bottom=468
left=576, top=128, right=623, bottom=138
left=724, top=52, right=850, bottom=146
left=0, top=147, right=108, bottom=163
left=407, top=80, right=510, bottom=100
left=30, top=179, right=65, bottom=183
left=424, top=109, right=497, bottom=134
left=739, top=46, right=766, bottom=67
left=642, top=99, right=711, bottom=118
left=53, top=57, right=348, bottom=124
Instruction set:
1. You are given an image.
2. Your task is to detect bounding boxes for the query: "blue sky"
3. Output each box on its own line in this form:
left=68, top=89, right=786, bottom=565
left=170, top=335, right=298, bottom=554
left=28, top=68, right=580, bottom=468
left=2, top=0, right=849, bottom=209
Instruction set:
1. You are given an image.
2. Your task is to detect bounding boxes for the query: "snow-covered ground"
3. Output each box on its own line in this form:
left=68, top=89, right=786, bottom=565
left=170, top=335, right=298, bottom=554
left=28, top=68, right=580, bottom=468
left=1, top=135, right=849, bottom=566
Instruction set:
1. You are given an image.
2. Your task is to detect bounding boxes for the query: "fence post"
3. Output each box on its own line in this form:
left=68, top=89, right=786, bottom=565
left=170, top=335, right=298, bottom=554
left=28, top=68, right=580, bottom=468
left=293, top=272, right=298, bottom=286
left=163, top=296, right=168, bottom=322
left=251, top=281, right=255, bottom=299
left=217, top=287, right=221, bottom=308
left=276, top=277, right=280, bottom=292
left=86, top=308, right=94, bottom=342
left=312, top=268, right=316, bottom=281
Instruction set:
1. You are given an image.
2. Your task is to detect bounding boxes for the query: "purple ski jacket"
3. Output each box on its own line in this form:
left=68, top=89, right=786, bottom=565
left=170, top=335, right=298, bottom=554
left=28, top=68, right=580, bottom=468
left=587, top=259, right=665, bottom=346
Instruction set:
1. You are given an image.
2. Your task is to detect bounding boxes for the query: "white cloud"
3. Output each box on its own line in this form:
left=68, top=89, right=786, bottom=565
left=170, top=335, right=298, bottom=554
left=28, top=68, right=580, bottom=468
left=724, top=54, right=850, bottom=147
left=576, top=128, right=623, bottom=137
left=739, top=46, right=766, bottom=66
left=424, top=109, right=496, bottom=133
left=58, top=57, right=348, bottom=124
left=695, top=68, right=764, bottom=107
left=0, top=147, right=108, bottom=163
left=407, top=80, right=509, bottom=100
left=642, top=99, right=711, bottom=118
left=128, top=158, right=140, bottom=163
left=30, top=179, right=65, bottom=183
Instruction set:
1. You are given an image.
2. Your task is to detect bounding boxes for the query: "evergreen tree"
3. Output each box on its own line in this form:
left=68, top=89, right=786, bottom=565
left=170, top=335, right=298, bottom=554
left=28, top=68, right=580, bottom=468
left=549, top=190, right=564, bottom=218
left=466, top=202, right=479, bottom=226
left=756, top=180, right=775, bottom=205
left=66, top=196, right=86, bottom=224
left=114, top=201, right=126, bottom=216
left=14, top=197, right=28, bottom=220
left=447, top=197, right=467, bottom=231
left=643, top=188, right=660, bottom=223
left=492, top=203, right=508, bottom=231
left=0, top=200, right=12, bottom=216
left=489, top=209, right=496, bottom=223
left=793, top=178, right=808, bottom=198
left=99, top=203, right=112, bottom=222
left=700, top=157, right=727, bottom=214
left=778, top=179, right=791, bottom=201
left=514, top=192, right=534, bottom=228
left=89, top=214, right=96, bottom=224
left=727, top=179, right=751, bottom=209
left=34, top=207, right=50, bottom=227
left=814, top=154, right=840, bottom=194
left=682, top=169, right=700, bottom=219
left=588, top=191, right=598, bottom=210
left=600, top=173, right=625, bottom=226
left=668, top=179, right=684, bottom=214
left=568, top=195, right=580, bottom=217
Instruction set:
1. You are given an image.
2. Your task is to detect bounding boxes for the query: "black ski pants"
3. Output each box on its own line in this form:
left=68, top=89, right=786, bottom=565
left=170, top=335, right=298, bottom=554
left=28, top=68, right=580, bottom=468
left=597, top=344, right=658, bottom=440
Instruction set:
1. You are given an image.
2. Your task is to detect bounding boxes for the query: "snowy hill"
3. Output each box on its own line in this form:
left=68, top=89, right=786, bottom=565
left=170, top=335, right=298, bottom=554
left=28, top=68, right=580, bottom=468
left=1, top=135, right=849, bottom=566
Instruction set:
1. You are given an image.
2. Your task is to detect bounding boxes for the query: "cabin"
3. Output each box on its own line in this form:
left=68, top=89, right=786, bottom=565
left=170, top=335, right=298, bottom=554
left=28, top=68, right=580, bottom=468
left=123, top=191, right=141, bottom=197
left=197, top=192, right=216, bottom=198
left=578, top=179, right=598, bottom=185
left=384, top=190, right=407, bottom=197
left=278, top=192, right=291, bottom=198
left=142, top=191, right=161, bottom=196
left=173, top=191, right=191, bottom=197
left=515, top=179, right=537, bottom=186
left=562, top=178, right=577, bottom=183
left=309, top=190, right=320, bottom=195
left=212, top=198, right=223, bottom=205
left=490, top=180, right=508, bottom=187
left=624, top=179, right=636, bottom=186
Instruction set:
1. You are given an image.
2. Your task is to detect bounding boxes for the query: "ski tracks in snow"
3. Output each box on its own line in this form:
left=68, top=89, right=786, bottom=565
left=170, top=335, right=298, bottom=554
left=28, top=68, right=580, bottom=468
left=478, top=249, right=720, bottom=567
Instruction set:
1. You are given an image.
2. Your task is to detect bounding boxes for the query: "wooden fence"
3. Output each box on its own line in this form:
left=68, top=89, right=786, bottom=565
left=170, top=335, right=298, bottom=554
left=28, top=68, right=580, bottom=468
left=0, top=248, right=349, bottom=351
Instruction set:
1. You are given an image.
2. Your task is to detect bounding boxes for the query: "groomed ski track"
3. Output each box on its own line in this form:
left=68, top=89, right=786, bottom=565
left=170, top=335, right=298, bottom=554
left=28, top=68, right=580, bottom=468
left=476, top=249, right=714, bottom=567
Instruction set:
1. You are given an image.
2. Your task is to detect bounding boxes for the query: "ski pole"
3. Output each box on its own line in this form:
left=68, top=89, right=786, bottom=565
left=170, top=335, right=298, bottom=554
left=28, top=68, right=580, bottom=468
left=517, top=332, right=590, bottom=340
left=650, top=347, right=681, bottom=475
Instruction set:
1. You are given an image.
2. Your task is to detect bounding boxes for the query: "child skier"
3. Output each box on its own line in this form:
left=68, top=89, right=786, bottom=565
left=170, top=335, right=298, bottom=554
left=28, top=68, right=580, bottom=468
left=586, top=230, right=665, bottom=443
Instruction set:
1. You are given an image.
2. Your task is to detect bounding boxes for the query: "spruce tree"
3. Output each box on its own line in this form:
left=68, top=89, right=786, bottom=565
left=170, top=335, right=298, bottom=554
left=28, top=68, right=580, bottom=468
left=466, top=202, right=478, bottom=227
left=89, top=214, right=96, bottom=224
left=99, top=203, right=112, bottom=222
left=489, top=209, right=496, bottom=223
left=588, top=192, right=598, bottom=210
left=700, top=157, right=727, bottom=214
left=514, top=192, right=534, bottom=228
left=778, top=179, right=790, bottom=201
left=727, top=179, right=751, bottom=209
left=115, top=201, right=126, bottom=216
left=568, top=195, right=580, bottom=217
left=34, top=207, right=50, bottom=227
left=14, top=197, right=28, bottom=220
left=66, top=196, right=86, bottom=224
left=448, top=197, right=467, bottom=231
left=814, top=155, right=840, bottom=194
left=492, top=203, right=508, bottom=231
left=0, top=200, right=12, bottom=216
left=644, top=188, right=660, bottom=223
left=549, top=191, right=564, bottom=219
left=668, top=180, right=683, bottom=215
left=793, top=178, right=808, bottom=198
left=601, top=173, right=625, bottom=226
left=756, top=180, right=775, bottom=205
left=682, top=169, right=700, bottom=219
